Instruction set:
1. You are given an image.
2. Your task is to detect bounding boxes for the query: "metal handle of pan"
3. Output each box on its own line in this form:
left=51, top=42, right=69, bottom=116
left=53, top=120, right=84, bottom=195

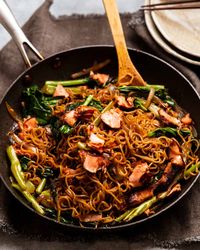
left=0, top=0, right=44, bottom=67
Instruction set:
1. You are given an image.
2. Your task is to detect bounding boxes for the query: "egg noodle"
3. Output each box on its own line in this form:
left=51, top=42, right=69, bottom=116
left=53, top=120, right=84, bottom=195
left=7, top=71, right=200, bottom=227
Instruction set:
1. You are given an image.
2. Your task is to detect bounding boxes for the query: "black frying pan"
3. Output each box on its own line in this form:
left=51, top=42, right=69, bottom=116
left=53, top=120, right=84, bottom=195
left=0, top=0, right=199, bottom=230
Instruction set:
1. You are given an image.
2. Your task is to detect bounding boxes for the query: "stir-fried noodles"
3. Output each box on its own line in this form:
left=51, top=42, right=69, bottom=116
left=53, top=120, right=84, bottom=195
left=7, top=66, right=200, bottom=227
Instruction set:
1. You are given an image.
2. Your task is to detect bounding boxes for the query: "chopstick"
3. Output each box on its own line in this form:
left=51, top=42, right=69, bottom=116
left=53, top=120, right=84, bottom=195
left=141, top=0, right=200, bottom=11
left=142, top=0, right=199, bottom=8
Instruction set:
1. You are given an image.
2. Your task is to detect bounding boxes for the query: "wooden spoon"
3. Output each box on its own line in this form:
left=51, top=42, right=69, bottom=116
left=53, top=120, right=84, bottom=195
left=103, top=0, right=146, bottom=86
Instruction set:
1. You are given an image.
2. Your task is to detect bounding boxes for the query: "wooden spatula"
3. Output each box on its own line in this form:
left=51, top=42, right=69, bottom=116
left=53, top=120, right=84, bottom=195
left=103, top=0, right=146, bottom=86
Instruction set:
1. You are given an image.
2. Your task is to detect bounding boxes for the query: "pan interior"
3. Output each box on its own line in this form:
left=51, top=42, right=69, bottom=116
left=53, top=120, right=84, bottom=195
left=0, top=46, right=199, bottom=230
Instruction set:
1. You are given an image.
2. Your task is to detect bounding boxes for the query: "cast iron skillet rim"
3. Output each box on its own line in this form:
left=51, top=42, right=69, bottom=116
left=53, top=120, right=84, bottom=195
left=0, top=45, right=200, bottom=230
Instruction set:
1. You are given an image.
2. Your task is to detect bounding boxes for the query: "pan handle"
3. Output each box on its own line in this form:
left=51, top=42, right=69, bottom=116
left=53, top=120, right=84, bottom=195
left=0, top=0, right=44, bottom=67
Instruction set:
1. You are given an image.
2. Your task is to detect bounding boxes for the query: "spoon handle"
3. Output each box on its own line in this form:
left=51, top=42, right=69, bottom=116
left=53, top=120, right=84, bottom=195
left=103, top=0, right=130, bottom=69
left=103, top=0, right=146, bottom=86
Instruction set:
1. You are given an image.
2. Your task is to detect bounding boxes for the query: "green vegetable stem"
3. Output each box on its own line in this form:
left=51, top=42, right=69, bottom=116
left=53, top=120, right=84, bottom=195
left=184, top=162, right=200, bottom=179
left=93, top=101, right=114, bottom=126
left=36, top=178, right=47, bottom=194
left=119, top=85, right=165, bottom=93
left=42, top=78, right=91, bottom=95
left=7, top=145, right=27, bottom=190
left=119, top=84, right=175, bottom=106
left=83, top=95, right=93, bottom=106
left=12, top=182, right=44, bottom=215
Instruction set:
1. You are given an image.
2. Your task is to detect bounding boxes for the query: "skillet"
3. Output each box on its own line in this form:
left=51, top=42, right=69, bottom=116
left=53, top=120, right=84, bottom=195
left=0, top=0, right=200, bottom=230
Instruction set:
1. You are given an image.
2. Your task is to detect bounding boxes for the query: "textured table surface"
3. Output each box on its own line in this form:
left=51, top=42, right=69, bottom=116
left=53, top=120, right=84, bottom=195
left=0, top=0, right=143, bottom=49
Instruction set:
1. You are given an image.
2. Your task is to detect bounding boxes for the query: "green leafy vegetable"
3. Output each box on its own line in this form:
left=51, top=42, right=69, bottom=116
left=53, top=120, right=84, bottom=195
left=22, top=86, right=61, bottom=125
left=49, top=117, right=74, bottom=139
left=43, top=207, right=57, bottom=219
left=67, top=95, right=93, bottom=111
left=148, top=127, right=191, bottom=138
left=67, top=95, right=102, bottom=111
left=36, top=167, right=55, bottom=178
left=20, top=156, right=31, bottom=171
left=134, top=98, right=147, bottom=111
left=119, top=84, right=175, bottom=107
left=156, top=89, right=175, bottom=107
left=67, top=102, right=83, bottom=111
left=43, top=208, right=72, bottom=224
left=89, top=99, right=103, bottom=111
left=49, top=116, right=62, bottom=140
left=59, top=124, right=73, bottom=135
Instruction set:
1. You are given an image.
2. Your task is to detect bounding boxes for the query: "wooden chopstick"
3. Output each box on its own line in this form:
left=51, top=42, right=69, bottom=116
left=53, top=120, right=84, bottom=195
left=141, top=0, right=199, bottom=8
left=142, top=6, right=200, bottom=11
left=141, top=0, right=200, bottom=11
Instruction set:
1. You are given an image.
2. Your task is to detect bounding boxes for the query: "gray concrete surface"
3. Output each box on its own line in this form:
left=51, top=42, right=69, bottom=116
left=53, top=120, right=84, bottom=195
left=0, top=0, right=143, bottom=49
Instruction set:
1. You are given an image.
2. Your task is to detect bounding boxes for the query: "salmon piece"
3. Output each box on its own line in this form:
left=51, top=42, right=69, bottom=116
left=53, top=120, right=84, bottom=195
left=23, top=117, right=38, bottom=130
left=129, top=162, right=150, bottom=188
left=53, top=84, right=69, bottom=98
left=79, top=150, right=109, bottom=173
left=80, top=214, right=103, bottom=222
left=62, top=110, right=77, bottom=127
left=89, top=133, right=105, bottom=145
left=129, top=187, right=154, bottom=206
left=116, top=95, right=134, bottom=109
left=62, top=106, right=95, bottom=127
left=101, top=108, right=122, bottom=129
left=169, top=140, right=184, bottom=167
left=83, top=154, right=109, bottom=173
left=169, top=140, right=181, bottom=155
left=181, top=113, right=192, bottom=125
left=88, top=133, right=105, bottom=151
left=170, top=152, right=184, bottom=167
left=76, top=106, right=95, bottom=121
left=154, top=162, right=176, bottom=191
left=158, top=109, right=181, bottom=127
left=130, top=160, right=182, bottom=206
left=90, top=71, right=109, bottom=86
